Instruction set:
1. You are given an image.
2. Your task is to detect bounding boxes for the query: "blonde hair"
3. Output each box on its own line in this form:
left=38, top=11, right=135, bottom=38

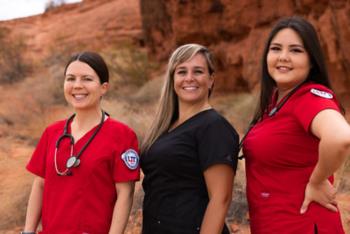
left=141, top=43, right=215, bottom=152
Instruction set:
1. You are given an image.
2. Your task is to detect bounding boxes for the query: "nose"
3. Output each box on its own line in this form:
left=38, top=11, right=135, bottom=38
left=72, top=78, right=83, bottom=88
left=278, top=49, right=290, bottom=62
left=183, top=72, right=194, bottom=82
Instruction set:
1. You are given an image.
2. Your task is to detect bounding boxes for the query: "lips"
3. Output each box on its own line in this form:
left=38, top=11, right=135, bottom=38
left=276, top=66, right=292, bottom=72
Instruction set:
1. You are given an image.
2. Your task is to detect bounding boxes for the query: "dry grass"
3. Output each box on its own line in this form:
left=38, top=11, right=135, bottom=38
left=0, top=137, right=34, bottom=230
left=102, top=44, right=160, bottom=95
left=211, top=91, right=257, bottom=134
left=0, top=27, right=30, bottom=84
left=1, top=77, right=350, bottom=233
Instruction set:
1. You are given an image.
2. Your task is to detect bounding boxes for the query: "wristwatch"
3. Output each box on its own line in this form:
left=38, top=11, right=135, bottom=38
left=20, top=232, right=36, bottom=234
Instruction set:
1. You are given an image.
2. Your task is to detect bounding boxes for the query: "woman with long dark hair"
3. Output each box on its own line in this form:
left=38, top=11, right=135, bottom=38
left=242, top=16, right=350, bottom=233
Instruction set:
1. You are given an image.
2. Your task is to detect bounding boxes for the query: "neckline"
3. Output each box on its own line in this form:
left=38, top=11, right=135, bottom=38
left=67, top=116, right=109, bottom=146
left=268, top=82, right=305, bottom=117
left=167, top=108, right=214, bottom=134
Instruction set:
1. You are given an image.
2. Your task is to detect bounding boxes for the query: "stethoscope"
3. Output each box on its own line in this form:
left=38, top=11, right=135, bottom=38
left=238, top=82, right=304, bottom=159
left=54, top=110, right=107, bottom=176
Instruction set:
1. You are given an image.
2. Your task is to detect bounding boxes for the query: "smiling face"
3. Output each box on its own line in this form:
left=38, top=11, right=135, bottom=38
left=64, top=61, right=108, bottom=111
left=173, top=53, right=214, bottom=107
left=267, top=28, right=311, bottom=92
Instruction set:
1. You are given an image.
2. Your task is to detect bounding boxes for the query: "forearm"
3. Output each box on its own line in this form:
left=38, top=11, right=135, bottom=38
left=24, top=177, right=44, bottom=231
left=201, top=165, right=234, bottom=234
left=310, top=138, right=350, bottom=184
left=108, top=186, right=134, bottom=234
left=200, top=195, right=231, bottom=234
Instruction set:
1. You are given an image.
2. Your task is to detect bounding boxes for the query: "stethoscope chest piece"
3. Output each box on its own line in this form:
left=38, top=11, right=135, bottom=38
left=66, top=156, right=80, bottom=169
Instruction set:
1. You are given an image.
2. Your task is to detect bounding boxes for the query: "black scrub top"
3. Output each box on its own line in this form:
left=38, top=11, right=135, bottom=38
left=141, top=109, right=239, bottom=234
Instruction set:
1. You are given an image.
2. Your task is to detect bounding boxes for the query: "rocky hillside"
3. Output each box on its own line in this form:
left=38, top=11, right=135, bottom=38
left=2, top=0, right=350, bottom=98
left=0, top=0, right=143, bottom=58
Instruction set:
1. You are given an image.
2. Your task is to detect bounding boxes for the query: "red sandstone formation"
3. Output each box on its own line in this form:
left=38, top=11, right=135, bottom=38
left=1, top=0, right=349, bottom=98
left=140, top=0, right=350, bottom=98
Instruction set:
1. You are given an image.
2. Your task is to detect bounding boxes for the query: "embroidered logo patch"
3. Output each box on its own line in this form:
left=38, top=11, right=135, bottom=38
left=310, top=88, right=333, bottom=99
left=121, top=149, right=139, bottom=170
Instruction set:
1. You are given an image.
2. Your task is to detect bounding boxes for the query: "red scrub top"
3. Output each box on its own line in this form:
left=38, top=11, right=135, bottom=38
left=243, top=82, right=345, bottom=234
left=27, top=117, right=140, bottom=234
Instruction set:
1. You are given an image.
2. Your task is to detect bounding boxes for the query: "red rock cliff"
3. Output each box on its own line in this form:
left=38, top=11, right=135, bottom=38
left=140, top=0, right=350, bottom=99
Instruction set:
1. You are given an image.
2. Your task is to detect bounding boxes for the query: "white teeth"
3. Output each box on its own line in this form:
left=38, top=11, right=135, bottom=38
left=183, top=87, right=197, bottom=91
left=277, top=66, right=291, bottom=71
left=73, top=94, right=87, bottom=100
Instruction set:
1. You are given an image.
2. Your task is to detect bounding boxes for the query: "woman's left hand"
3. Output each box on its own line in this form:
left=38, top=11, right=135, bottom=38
left=300, top=179, right=338, bottom=214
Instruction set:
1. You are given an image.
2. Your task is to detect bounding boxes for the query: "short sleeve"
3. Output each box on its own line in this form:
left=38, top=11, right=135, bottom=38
left=197, top=118, right=239, bottom=172
left=113, top=128, right=140, bottom=182
left=26, top=128, right=49, bottom=178
left=293, top=86, right=341, bottom=132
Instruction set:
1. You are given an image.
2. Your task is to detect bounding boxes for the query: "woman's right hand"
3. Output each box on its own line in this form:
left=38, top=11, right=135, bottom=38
left=300, top=179, right=338, bottom=214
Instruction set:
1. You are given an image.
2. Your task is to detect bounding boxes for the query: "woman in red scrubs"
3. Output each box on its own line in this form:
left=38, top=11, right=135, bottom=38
left=22, top=52, right=140, bottom=234
left=242, top=16, right=350, bottom=233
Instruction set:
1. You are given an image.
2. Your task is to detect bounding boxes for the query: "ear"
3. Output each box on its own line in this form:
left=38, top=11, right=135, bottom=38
left=100, top=82, right=109, bottom=96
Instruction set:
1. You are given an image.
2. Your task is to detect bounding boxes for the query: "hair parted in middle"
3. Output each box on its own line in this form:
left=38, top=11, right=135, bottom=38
left=141, top=43, right=215, bottom=152
left=252, top=15, right=332, bottom=124
left=64, top=51, right=109, bottom=84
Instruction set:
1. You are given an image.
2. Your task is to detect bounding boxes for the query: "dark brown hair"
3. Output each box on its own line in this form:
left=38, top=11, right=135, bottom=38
left=64, top=51, right=109, bottom=83
left=253, top=16, right=331, bottom=123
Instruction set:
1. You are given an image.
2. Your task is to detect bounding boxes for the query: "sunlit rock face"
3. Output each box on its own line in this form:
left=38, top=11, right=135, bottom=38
left=140, top=0, right=350, bottom=97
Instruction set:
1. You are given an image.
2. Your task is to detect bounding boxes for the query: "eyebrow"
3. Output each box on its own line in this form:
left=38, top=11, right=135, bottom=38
left=65, top=73, right=95, bottom=77
left=270, top=42, right=305, bottom=48
left=176, top=66, right=205, bottom=70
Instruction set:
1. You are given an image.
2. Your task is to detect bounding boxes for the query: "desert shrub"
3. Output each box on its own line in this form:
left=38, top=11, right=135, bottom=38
left=0, top=27, right=30, bottom=83
left=102, top=43, right=159, bottom=91
left=44, top=38, right=88, bottom=105
left=45, top=35, right=79, bottom=67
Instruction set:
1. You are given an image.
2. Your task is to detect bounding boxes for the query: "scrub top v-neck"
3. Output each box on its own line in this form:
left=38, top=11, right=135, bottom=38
left=243, top=82, right=345, bottom=234
left=27, top=117, right=140, bottom=234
